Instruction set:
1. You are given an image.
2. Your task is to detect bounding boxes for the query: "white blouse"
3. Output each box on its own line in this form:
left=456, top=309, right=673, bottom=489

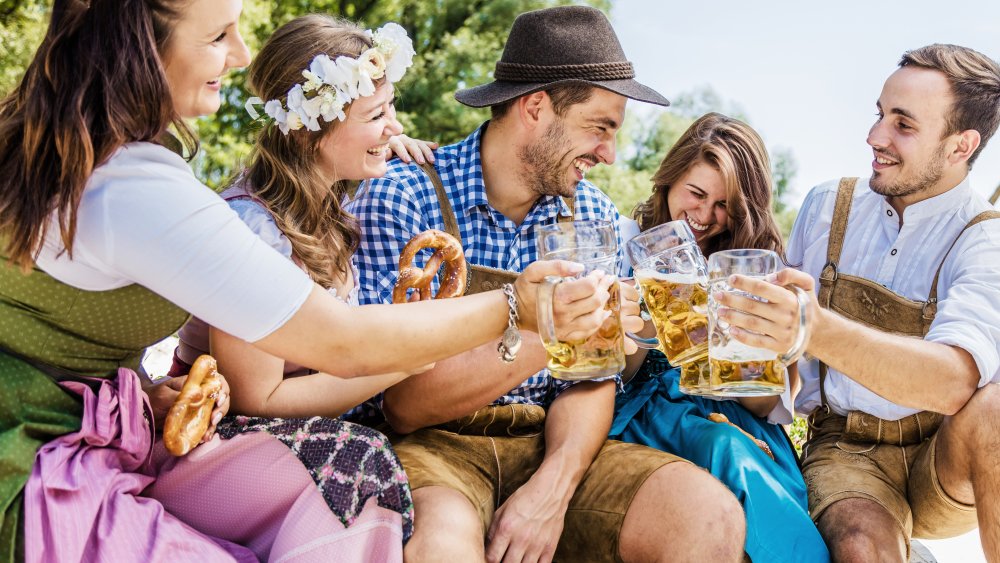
left=35, top=142, right=314, bottom=343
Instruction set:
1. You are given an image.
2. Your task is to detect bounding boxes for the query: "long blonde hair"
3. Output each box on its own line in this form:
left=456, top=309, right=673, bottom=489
left=633, top=112, right=783, bottom=257
left=241, top=14, right=380, bottom=288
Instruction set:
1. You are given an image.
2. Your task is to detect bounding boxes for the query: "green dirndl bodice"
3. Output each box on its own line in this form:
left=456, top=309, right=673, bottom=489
left=0, top=259, right=189, bottom=561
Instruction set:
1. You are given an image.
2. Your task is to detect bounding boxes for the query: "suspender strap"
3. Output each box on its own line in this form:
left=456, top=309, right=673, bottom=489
left=817, top=177, right=858, bottom=309
left=817, top=178, right=857, bottom=410
left=420, top=162, right=577, bottom=241
left=420, top=162, right=463, bottom=242
left=926, top=210, right=1000, bottom=309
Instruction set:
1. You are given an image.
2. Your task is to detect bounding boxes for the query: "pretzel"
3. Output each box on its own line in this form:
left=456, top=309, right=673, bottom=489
left=708, top=412, right=775, bottom=460
left=163, top=355, right=223, bottom=456
left=393, top=229, right=468, bottom=303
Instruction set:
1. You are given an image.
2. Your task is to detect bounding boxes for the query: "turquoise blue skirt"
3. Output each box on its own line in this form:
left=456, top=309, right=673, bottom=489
left=610, top=352, right=829, bottom=562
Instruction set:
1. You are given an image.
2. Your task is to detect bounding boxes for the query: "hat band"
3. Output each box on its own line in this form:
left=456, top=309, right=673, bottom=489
left=493, top=61, right=635, bottom=83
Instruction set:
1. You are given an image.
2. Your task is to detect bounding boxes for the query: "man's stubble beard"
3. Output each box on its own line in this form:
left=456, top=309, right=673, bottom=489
left=870, top=142, right=947, bottom=199
left=518, top=118, right=577, bottom=199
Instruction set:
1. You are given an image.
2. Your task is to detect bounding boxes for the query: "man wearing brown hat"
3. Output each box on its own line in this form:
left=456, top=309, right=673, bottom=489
left=350, top=5, right=746, bottom=562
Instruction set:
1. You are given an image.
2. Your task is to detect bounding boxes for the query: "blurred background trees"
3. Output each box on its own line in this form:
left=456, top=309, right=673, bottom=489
left=0, top=0, right=797, bottom=232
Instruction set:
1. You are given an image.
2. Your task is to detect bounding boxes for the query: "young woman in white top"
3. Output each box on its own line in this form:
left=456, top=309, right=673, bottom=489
left=0, top=1, right=611, bottom=560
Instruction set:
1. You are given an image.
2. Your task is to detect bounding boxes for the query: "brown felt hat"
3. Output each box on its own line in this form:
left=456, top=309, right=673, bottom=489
left=455, top=5, right=669, bottom=108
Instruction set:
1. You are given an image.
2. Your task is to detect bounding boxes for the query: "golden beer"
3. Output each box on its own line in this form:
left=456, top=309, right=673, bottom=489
left=635, top=270, right=709, bottom=365
left=545, top=283, right=626, bottom=380
left=709, top=355, right=784, bottom=396
left=679, top=358, right=713, bottom=395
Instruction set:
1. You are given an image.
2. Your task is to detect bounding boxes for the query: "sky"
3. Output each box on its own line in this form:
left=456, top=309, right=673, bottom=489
left=610, top=0, right=1000, bottom=209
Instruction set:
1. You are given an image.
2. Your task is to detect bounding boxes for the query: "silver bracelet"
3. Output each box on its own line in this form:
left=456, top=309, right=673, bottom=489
left=497, top=283, right=522, bottom=363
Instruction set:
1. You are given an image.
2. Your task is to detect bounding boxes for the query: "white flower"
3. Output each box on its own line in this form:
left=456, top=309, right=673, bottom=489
left=286, top=84, right=306, bottom=114
left=302, top=69, right=324, bottom=93
left=285, top=111, right=303, bottom=132
left=376, top=23, right=415, bottom=82
left=319, top=89, right=347, bottom=122
left=245, top=21, right=414, bottom=135
left=358, top=48, right=387, bottom=80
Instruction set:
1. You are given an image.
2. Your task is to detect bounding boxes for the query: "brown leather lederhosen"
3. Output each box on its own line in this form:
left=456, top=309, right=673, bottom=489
left=809, top=177, right=1000, bottom=445
left=420, top=162, right=575, bottom=295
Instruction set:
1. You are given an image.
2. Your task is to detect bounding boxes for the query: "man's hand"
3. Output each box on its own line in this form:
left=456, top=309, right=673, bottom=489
left=486, top=475, right=567, bottom=563
left=716, top=268, right=818, bottom=355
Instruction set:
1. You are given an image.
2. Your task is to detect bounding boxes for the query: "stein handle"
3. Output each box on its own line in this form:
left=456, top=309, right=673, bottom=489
left=621, top=276, right=658, bottom=350
left=778, top=285, right=810, bottom=365
left=536, top=275, right=564, bottom=350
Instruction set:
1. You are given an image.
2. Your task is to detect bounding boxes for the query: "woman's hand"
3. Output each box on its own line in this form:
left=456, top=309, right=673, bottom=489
left=145, top=373, right=230, bottom=444
left=387, top=134, right=439, bottom=164
left=619, top=279, right=644, bottom=355
left=514, top=260, right=615, bottom=341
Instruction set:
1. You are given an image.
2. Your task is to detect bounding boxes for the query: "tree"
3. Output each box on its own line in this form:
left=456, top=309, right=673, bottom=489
left=1, top=0, right=608, bottom=187
left=193, top=0, right=610, bottom=187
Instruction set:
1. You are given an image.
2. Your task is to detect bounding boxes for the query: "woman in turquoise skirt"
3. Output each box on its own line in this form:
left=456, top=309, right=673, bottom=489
left=613, top=113, right=829, bottom=562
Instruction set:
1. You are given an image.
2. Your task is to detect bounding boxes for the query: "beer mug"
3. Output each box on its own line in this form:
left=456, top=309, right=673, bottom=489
left=536, top=220, right=625, bottom=380
left=707, top=249, right=789, bottom=396
left=625, top=220, right=712, bottom=394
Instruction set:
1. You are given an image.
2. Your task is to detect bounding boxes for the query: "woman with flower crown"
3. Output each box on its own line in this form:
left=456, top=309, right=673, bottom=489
left=0, top=1, right=613, bottom=561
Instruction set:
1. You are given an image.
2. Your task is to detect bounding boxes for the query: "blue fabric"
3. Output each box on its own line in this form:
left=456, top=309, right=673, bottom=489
left=611, top=352, right=829, bottom=563
left=348, top=123, right=623, bottom=409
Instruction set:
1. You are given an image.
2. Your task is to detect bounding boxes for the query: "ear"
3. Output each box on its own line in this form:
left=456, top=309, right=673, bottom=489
left=948, top=129, right=981, bottom=165
left=516, top=91, right=551, bottom=130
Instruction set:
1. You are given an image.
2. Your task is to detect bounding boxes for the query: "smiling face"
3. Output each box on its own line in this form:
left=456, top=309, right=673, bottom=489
left=666, top=160, right=730, bottom=246
left=867, top=66, right=959, bottom=202
left=161, top=0, right=250, bottom=119
left=519, top=88, right=626, bottom=198
left=317, top=81, right=403, bottom=183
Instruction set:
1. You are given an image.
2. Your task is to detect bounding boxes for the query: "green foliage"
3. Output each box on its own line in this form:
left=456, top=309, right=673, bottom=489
left=0, top=0, right=45, bottom=96
left=191, top=0, right=610, bottom=188
left=0, top=0, right=800, bottom=227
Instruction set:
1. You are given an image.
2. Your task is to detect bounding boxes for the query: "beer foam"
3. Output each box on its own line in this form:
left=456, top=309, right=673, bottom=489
left=710, top=340, right=778, bottom=362
left=635, top=269, right=705, bottom=285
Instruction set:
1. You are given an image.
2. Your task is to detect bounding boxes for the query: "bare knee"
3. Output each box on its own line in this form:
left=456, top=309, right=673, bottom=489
left=620, top=462, right=744, bottom=563
left=817, top=499, right=905, bottom=563
left=405, top=486, right=484, bottom=562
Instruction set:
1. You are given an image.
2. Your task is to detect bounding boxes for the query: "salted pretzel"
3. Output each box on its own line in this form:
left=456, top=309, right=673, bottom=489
left=708, top=412, right=775, bottom=460
left=393, top=229, right=468, bottom=303
left=163, top=355, right=223, bottom=457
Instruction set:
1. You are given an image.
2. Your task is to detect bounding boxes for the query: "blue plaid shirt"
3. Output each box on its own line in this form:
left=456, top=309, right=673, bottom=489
left=348, top=123, right=622, bottom=411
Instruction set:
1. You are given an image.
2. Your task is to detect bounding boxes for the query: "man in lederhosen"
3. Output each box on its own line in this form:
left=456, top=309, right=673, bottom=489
left=350, top=5, right=747, bottom=562
left=720, top=44, right=1000, bottom=561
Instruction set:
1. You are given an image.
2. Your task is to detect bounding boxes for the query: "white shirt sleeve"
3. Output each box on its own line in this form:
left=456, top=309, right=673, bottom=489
left=36, top=143, right=314, bottom=343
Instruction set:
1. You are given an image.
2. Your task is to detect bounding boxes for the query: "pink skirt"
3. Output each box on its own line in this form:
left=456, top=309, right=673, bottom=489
left=22, top=368, right=403, bottom=562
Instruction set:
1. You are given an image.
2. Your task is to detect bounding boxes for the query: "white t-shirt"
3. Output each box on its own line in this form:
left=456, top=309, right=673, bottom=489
left=35, top=142, right=314, bottom=343
left=788, top=176, right=1000, bottom=420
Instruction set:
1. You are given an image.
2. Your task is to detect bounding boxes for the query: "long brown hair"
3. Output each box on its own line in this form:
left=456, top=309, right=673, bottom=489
left=0, top=0, right=197, bottom=270
left=241, top=14, right=372, bottom=289
left=633, top=112, right=783, bottom=257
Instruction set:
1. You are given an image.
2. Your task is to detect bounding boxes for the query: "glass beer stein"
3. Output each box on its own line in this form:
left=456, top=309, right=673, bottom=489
left=536, top=220, right=625, bottom=380
left=706, top=249, right=789, bottom=396
left=625, top=220, right=712, bottom=394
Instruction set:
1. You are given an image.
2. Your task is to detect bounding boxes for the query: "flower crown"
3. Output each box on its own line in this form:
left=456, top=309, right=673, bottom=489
left=245, top=22, right=415, bottom=135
